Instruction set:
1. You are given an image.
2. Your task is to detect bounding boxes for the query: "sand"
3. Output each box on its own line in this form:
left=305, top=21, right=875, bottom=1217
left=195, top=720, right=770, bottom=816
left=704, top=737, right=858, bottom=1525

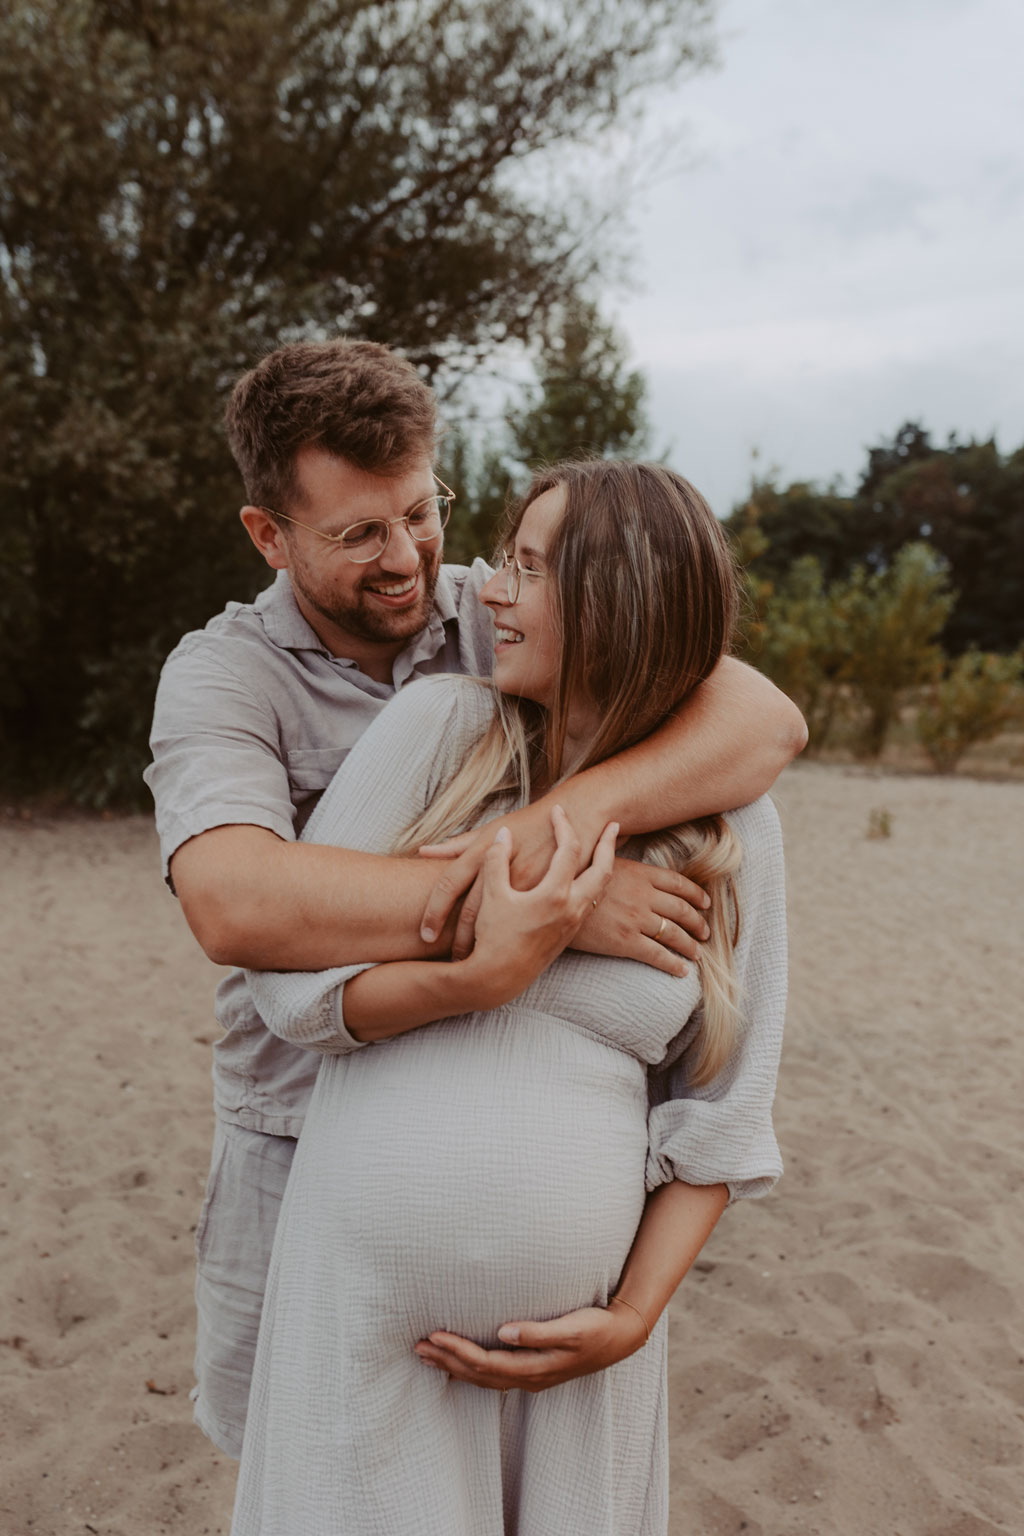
left=2, top=763, right=1022, bottom=1536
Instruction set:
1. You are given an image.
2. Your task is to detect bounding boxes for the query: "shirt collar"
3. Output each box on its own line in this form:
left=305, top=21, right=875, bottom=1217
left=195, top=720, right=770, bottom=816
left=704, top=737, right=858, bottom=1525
left=254, top=572, right=330, bottom=653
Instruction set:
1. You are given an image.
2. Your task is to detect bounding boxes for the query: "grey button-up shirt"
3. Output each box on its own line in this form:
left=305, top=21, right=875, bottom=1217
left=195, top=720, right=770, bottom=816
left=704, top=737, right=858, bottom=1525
left=145, top=560, right=496, bottom=1135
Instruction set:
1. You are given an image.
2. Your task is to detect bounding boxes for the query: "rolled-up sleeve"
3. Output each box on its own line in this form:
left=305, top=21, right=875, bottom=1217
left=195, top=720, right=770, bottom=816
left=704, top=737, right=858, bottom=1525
left=244, top=961, right=378, bottom=1056
left=145, top=643, right=296, bottom=886
left=646, top=796, right=788, bottom=1203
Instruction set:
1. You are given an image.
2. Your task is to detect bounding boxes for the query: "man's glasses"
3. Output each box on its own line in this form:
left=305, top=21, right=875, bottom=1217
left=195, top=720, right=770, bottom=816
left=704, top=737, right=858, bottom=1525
left=259, top=477, right=454, bottom=564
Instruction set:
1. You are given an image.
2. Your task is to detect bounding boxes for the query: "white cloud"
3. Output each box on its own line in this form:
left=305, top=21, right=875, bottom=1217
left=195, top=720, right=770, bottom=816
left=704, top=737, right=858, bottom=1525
left=611, top=0, right=1024, bottom=510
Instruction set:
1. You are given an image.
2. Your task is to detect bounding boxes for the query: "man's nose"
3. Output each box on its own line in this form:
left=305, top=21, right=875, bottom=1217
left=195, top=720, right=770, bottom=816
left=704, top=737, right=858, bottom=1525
left=380, top=519, right=422, bottom=574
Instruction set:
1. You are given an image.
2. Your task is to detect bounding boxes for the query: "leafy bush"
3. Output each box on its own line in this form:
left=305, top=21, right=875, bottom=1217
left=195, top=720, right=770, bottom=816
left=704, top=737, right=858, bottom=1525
left=840, top=543, right=955, bottom=759
left=916, top=650, right=1024, bottom=773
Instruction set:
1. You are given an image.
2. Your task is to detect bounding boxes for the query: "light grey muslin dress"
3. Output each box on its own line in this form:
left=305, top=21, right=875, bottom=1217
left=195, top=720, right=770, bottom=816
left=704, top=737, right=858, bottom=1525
left=231, top=675, right=787, bottom=1536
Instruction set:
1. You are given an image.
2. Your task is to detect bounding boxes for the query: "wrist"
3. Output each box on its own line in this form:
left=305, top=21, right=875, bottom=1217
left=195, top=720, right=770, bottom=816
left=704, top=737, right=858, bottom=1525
left=442, top=952, right=521, bottom=1014
left=607, top=1294, right=651, bottom=1347
left=540, top=778, right=613, bottom=853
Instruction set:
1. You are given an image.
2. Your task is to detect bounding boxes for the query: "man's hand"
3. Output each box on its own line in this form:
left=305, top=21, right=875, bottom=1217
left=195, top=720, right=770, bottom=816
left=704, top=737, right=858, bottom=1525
left=422, top=822, right=710, bottom=972
left=417, top=798, right=605, bottom=946
left=572, top=859, right=710, bottom=978
left=414, top=1304, right=646, bottom=1393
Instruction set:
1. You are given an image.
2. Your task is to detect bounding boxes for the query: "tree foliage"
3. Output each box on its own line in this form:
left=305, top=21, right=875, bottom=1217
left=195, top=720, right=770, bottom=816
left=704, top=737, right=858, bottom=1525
left=916, top=650, right=1024, bottom=773
left=745, top=556, right=851, bottom=749
left=0, top=0, right=713, bottom=803
left=839, top=543, right=955, bottom=758
left=441, top=298, right=653, bottom=563
left=737, top=541, right=956, bottom=759
left=725, top=424, right=1024, bottom=656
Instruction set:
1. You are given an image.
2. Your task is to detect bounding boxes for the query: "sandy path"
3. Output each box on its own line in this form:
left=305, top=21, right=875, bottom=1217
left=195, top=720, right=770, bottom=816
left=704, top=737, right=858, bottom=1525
left=2, top=763, right=1022, bottom=1535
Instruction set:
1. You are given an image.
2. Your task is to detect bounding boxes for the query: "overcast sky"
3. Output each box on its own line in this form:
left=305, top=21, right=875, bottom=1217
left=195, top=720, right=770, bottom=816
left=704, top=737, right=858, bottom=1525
left=611, top=0, right=1024, bottom=516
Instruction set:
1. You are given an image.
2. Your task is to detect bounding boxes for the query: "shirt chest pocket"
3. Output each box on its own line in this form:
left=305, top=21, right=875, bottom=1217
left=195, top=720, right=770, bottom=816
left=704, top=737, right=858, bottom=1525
left=284, top=746, right=349, bottom=804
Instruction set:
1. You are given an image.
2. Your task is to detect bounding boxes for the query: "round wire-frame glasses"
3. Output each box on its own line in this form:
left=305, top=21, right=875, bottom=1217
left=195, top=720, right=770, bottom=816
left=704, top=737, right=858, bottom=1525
left=259, top=476, right=454, bottom=563
left=501, top=548, right=535, bottom=604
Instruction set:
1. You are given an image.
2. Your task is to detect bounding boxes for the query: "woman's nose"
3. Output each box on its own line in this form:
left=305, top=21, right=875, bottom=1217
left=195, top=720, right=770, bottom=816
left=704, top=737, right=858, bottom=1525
left=478, top=566, right=507, bottom=608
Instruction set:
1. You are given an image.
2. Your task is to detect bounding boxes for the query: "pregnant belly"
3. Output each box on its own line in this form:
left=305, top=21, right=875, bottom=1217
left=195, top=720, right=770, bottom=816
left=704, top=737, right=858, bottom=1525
left=278, top=1012, right=650, bottom=1347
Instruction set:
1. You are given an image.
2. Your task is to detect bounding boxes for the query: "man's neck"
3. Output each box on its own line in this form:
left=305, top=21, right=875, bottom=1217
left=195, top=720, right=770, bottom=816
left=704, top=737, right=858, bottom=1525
left=290, top=582, right=409, bottom=685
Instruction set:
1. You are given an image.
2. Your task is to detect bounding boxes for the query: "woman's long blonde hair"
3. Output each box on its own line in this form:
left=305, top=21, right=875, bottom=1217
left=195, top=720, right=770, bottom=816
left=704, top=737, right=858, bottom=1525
left=396, top=459, right=744, bottom=1086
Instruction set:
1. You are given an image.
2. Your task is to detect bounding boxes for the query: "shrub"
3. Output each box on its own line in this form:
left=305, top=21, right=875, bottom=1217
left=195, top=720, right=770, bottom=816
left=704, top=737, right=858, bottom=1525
left=916, top=650, right=1024, bottom=773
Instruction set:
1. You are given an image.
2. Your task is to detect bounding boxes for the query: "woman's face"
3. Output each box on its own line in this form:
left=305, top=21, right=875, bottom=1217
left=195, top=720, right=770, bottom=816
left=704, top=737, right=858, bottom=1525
left=479, top=485, right=565, bottom=711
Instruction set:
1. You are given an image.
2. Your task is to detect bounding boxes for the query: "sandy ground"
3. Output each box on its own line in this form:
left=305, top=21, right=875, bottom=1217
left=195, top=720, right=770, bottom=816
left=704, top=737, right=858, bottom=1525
left=2, top=763, right=1023, bottom=1536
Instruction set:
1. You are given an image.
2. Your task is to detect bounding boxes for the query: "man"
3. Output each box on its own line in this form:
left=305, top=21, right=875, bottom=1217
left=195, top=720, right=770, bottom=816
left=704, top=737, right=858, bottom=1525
left=145, top=338, right=806, bottom=1459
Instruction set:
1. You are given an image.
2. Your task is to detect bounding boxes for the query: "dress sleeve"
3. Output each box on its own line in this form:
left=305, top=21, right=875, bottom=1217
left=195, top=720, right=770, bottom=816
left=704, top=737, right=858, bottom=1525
left=646, top=795, right=788, bottom=1203
left=244, top=675, right=494, bottom=1056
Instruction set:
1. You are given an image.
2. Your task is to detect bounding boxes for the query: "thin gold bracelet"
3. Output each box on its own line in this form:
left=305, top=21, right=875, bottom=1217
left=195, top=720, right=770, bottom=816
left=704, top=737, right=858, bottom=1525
left=608, top=1294, right=651, bottom=1343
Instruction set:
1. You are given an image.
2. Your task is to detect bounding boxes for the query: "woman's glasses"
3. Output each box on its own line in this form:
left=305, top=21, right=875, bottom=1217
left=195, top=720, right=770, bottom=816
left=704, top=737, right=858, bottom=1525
left=500, top=549, right=546, bottom=604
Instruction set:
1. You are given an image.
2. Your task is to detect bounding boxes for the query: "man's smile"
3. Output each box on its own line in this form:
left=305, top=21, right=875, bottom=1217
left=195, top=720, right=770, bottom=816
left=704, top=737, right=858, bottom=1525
left=363, top=572, right=421, bottom=604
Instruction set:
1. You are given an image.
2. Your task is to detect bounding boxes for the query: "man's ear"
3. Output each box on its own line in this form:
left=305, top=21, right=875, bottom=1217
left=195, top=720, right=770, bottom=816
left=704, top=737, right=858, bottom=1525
left=240, top=505, right=290, bottom=571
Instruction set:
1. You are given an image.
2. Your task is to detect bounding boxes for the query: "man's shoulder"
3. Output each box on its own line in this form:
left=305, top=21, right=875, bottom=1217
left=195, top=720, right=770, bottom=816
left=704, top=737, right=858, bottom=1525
left=164, top=592, right=272, bottom=663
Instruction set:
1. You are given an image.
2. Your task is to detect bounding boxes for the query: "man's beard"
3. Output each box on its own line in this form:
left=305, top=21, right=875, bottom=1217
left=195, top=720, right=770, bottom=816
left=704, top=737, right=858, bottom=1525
left=295, top=551, right=441, bottom=645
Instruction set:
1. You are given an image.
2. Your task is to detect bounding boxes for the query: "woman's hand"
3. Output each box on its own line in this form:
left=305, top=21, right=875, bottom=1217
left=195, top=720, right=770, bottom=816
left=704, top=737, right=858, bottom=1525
left=455, top=807, right=618, bottom=1010
left=413, top=1303, right=647, bottom=1393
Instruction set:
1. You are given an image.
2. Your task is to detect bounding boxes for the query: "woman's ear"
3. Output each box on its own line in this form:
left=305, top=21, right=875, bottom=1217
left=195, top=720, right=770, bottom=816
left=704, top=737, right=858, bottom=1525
left=240, top=506, right=290, bottom=571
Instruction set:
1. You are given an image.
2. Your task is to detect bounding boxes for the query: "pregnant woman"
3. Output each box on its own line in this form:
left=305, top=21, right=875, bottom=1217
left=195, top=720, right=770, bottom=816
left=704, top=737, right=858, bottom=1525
left=231, top=459, right=787, bottom=1536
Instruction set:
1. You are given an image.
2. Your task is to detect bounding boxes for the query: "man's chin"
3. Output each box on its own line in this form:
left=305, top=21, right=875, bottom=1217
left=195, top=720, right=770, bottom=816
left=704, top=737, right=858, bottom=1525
left=358, top=596, right=432, bottom=641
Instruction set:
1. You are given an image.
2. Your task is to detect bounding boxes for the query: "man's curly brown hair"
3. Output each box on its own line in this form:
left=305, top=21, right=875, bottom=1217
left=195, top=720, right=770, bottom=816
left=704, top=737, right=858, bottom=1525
left=225, top=340, right=438, bottom=514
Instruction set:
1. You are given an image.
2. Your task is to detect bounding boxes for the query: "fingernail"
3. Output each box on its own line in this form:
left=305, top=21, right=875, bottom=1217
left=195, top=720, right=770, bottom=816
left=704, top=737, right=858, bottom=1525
left=494, top=826, right=511, bottom=845
left=421, top=925, right=437, bottom=943
left=702, top=894, right=711, bottom=908
left=498, top=1324, right=520, bottom=1343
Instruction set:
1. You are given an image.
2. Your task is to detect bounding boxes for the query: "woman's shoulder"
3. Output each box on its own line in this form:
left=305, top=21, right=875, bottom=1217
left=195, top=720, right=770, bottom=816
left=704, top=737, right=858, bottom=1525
left=723, top=795, right=784, bottom=876
left=390, top=672, right=496, bottom=745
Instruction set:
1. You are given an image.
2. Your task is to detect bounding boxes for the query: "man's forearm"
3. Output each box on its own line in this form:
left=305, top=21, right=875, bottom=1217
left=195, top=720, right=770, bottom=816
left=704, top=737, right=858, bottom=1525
left=172, top=826, right=451, bottom=970
left=552, top=657, right=806, bottom=837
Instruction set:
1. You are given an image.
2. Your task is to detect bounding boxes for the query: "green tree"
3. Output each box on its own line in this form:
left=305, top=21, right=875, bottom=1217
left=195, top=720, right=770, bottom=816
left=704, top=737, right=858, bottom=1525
left=0, top=0, right=714, bottom=803
left=916, top=650, right=1024, bottom=773
left=437, top=427, right=513, bottom=567
left=506, top=298, right=652, bottom=471
left=723, top=477, right=867, bottom=589
left=841, top=543, right=955, bottom=759
left=726, top=424, right=1024, bottom=657
left=753, top=557, right=851, bottom=751
left=442, top=298, right=654, bottom=564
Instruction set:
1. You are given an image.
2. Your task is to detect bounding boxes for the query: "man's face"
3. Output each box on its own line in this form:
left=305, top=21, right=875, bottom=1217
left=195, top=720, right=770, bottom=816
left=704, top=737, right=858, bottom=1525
left=278, top=446, right=442, bottom=658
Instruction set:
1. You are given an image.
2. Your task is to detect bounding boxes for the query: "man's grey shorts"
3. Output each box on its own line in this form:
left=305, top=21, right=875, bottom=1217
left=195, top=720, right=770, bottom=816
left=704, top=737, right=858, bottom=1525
left=192, top=1119, right=297, bottom=1459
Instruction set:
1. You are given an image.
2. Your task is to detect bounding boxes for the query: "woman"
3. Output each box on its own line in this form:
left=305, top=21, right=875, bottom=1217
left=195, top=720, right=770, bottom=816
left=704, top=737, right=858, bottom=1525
left=232, top=460, right=787, bottom=1536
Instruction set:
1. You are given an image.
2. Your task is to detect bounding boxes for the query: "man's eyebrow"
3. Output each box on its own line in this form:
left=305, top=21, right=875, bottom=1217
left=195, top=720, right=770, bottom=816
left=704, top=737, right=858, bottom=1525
left=517, top=543, right=547, bottom=563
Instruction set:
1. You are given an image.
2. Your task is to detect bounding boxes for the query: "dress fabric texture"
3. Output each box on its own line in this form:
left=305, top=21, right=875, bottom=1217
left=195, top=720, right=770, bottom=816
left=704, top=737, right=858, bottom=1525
left=231, top=675, right=787, bottom=1536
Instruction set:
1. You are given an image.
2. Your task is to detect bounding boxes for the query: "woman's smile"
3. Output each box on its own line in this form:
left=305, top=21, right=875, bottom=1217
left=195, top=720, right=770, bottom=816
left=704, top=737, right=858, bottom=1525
left=480, top=485, right=565, bottom=707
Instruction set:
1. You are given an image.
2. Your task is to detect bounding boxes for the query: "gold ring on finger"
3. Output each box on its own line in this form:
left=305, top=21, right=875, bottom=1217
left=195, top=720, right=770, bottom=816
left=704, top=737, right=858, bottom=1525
left=652, top=915, right=667, bottom=943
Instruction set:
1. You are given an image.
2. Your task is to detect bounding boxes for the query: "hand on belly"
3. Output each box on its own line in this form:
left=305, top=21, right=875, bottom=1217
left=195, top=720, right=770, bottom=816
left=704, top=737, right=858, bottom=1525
left=413, top=1300, right=648, bottom=1393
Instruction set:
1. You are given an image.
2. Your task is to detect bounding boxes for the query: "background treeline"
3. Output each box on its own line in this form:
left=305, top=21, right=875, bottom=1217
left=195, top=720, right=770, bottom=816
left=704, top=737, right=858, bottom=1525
left=2, top=1, right=1020, bottom=806
left=724, top=424, right=1024, bottom=771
